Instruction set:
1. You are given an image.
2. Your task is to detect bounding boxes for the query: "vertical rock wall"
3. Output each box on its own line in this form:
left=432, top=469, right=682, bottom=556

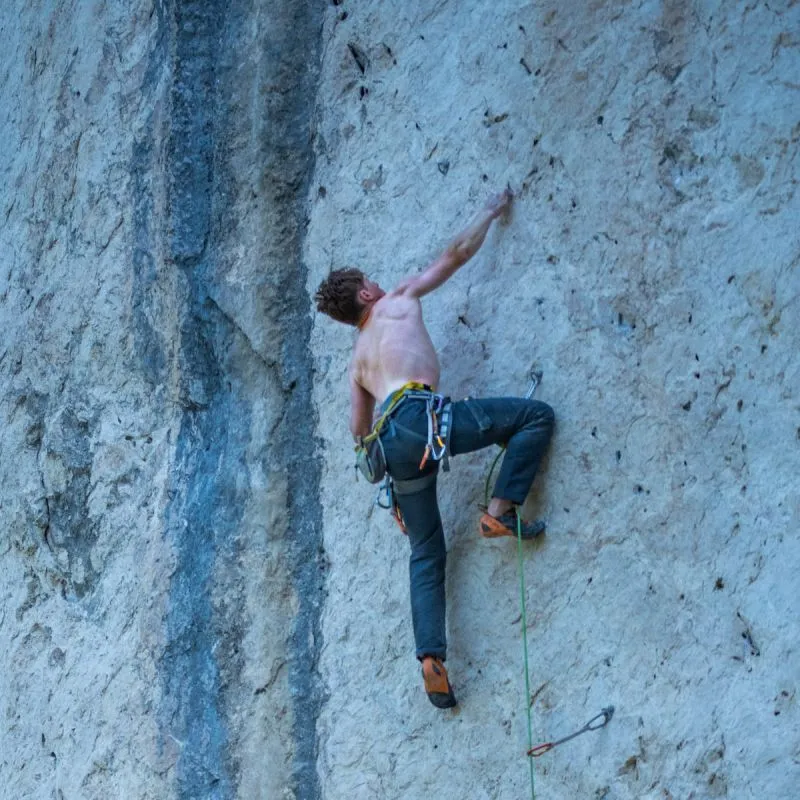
left=1, top=1, right=324, bottom=797
left=308, top=2, right=799, bottom=799
left=0, top=1, right=797, bottom=799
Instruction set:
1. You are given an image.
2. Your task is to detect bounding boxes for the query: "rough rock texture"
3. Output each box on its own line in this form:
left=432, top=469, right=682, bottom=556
left=0, top=0, right=798, bottom=798
left=1, top=1, right=324, bottom=797
left=308, top=2, right=799, bottom=798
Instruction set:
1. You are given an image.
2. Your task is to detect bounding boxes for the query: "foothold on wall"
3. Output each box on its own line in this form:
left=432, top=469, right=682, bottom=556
left=347, top=42, right=368, bottom=74
left=483, top=110, right=509, bottom=127
left=736, top=612, right=760, bottom=658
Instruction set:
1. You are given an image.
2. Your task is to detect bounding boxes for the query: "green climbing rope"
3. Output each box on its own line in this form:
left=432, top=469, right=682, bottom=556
left=516, top=507, right=536, bottom=800
left=484, top=448, right=536, bottom=800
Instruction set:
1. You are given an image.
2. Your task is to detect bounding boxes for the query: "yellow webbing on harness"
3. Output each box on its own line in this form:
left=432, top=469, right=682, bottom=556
left=358, top=381, right=433, bottom=446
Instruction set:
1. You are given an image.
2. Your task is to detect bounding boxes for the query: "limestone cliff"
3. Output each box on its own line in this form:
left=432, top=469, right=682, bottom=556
left=1, top=1, right=798, bottom=798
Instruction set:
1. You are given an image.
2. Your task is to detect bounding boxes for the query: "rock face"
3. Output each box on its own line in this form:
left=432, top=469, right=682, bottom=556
left=0, top=1, right=797, bottom=798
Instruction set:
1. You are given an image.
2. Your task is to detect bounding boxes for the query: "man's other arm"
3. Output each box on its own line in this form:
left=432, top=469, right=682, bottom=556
left=349, top=371, right=376, bottom=440
left=396, top=188, right=513, bottom=299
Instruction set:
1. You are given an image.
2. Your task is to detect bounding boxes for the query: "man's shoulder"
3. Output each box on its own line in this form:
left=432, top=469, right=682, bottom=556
left=379, top=287, right=421, bottom=309
left=371, top=293, right=420, bottom=323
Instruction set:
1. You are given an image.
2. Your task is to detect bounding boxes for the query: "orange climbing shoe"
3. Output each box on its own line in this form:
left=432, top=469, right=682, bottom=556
left=421, top=656, right=457, bottom=709
left=479, top=511, right=546, bottom=540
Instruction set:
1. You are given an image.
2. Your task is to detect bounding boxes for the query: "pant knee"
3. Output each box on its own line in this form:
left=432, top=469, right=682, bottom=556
left=410, top=545, right=446, bottom=573
left=526, top=399, right=555, bottom=428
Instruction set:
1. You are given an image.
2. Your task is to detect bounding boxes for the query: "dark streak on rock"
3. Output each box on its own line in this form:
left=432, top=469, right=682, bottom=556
left=157, top=2, right=242, bottom=798
left=257, top=3, right=326, bottom=798
left=348, top=42, right=368, bottom=74
left=129, top=0, right=168, bottom=389
left=131, top=131, right=167, bottom=386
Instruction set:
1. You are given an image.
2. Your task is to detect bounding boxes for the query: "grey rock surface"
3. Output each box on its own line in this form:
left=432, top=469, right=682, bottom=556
left=0, top=0, right=797, bottom=798
left=308, top=2, right=799, bottom=799
left=2, top=1, right=324, bottom=798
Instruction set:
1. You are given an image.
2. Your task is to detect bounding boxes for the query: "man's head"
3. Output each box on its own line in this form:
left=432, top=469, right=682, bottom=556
left=315, top=268, right=384, bottom=326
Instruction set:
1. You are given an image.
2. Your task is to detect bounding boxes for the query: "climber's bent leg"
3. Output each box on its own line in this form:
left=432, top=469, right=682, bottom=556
left=449, top=397, right=555, bottom=505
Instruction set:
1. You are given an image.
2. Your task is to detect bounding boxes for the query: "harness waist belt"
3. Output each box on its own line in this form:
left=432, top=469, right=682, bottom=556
left=378, top=381, right=436, bottom=415
left=370, top=381, right=452, bottom=476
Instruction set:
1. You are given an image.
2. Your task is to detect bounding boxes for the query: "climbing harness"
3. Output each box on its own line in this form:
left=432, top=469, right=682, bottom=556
left=354, top=381, right=433, bottom=485
left=357, top=382, right=452, bottom=533
left=528, top=707, right=615, bottom=757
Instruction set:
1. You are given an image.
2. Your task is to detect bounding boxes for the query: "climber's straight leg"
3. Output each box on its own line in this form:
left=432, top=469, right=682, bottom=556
left=379, top=395, right=554, bottom=662
left=394, top=480, right=447, bottom=660
left=449, top=397, right=555, bottom=505
left=380, top=401, right=448, bottom=660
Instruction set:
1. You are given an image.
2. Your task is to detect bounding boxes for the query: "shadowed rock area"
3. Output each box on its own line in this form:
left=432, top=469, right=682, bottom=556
left=1, top=1, right=323, bottom=797
left=1, top=1, right=798, bottom=798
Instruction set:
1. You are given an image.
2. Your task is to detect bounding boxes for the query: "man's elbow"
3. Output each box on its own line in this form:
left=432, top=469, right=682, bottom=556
left=445, top=245, right=471, bottom=269
left=435, top=248, right=467, bottom=278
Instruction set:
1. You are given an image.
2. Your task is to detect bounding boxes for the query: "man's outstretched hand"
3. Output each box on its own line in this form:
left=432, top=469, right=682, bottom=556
left=486, top=186, right=514, bottom=220
left=396, top=186, right=515, bottom=299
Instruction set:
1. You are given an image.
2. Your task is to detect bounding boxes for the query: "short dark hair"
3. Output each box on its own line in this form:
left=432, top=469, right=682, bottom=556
left=315, top=268, right=365, bottom=325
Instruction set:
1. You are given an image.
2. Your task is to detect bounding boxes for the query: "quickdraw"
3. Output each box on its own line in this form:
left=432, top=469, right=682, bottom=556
left=418, top=392, right=451, bottom=472
left=528, top=707, right=615, bottom=757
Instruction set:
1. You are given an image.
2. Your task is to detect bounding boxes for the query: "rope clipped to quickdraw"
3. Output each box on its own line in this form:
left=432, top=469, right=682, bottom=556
left=528, top=707, right=615, bottom=757
left=482, top=368, right=614, bottom=800
left=482, top=384, right=537, bottom=799
left=484, top=448, right=536, bottom=798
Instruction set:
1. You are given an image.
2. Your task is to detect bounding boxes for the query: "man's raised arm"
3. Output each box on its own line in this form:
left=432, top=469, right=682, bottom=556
left=397, top=188, right=513, bottom=299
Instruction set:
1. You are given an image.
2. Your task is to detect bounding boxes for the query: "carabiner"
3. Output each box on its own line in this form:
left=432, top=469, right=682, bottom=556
left=375, top=477, right=393, bottom=509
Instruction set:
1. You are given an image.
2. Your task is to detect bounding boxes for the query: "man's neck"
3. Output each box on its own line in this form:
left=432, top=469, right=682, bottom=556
left=356, top=304, right=373, bottom=331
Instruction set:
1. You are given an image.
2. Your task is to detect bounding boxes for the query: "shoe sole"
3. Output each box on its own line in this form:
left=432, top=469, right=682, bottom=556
left=427, top=689, right=457, bottom=709
left=422, top=658, right=458, bottom=709
left=479, top=513, right=545, bottom=540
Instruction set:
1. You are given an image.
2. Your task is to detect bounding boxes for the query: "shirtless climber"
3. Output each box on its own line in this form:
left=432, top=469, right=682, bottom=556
left=314, top=189, right=554, bottom=709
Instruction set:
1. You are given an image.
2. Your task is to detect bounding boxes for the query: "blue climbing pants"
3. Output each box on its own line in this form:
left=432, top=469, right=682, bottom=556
left=379, top=394, right=555, bottom=661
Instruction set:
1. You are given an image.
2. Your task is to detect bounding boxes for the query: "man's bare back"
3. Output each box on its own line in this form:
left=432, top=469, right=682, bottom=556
left=351, top=292, right=440, bottom=402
